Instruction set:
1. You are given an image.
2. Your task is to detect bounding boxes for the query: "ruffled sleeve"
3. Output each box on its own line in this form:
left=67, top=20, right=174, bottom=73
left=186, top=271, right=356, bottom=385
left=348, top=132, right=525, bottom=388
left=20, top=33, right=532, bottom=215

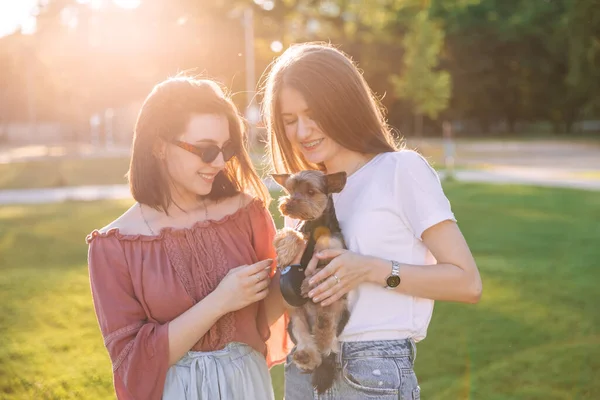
left=87, top=233, right=170, bottom=400
left=250, top=203, right=293, bottom=368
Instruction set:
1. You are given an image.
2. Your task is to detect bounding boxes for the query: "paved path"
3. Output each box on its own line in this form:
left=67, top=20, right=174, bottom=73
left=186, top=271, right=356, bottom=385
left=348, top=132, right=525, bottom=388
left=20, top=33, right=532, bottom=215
left=1, top=167, right=599, bottom=205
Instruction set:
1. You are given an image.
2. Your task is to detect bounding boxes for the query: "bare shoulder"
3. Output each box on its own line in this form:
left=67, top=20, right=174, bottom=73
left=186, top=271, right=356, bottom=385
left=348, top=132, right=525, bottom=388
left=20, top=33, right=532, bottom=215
left=237, top=192, right=257, bottom=208
left=97, top=203, right=148, bottom=235
left=204, top=192, right=256, bottom=221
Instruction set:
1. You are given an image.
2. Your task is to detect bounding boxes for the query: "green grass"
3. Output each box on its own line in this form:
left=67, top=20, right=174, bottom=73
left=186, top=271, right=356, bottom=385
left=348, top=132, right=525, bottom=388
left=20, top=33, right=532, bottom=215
left=0, top=157, right=131, bottom=190
left=1, top=183, right=599, bottom=399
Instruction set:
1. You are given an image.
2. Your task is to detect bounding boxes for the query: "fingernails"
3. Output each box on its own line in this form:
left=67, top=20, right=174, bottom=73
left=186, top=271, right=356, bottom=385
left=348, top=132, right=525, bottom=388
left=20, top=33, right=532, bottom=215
left=308, top=290, right=315, bottom=297
left=313, top=296, right=320, bottom=302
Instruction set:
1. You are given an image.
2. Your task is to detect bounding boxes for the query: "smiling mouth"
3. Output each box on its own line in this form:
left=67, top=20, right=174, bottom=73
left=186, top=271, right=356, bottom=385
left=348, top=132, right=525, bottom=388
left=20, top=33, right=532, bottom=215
left=198, top=172, right=217, bottom=183
left=301, top=138, right=324, bottom=151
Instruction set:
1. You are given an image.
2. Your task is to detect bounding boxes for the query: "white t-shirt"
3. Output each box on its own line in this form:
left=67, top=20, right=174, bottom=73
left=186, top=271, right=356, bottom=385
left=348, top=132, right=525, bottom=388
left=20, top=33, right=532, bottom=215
left=285, top=150, right=456, bottom=343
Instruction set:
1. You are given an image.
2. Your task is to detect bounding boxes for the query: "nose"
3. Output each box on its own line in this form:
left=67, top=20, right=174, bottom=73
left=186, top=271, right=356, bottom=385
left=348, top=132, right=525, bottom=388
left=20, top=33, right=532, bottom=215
left=209, top=151, right=226, bottom=168
left=296, top=117, right=313, bottom=141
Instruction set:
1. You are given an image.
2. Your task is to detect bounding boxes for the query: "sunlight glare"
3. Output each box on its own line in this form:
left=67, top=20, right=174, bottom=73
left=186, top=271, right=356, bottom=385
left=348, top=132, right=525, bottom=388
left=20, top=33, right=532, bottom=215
left=90, top=0, right=103, bottom=10
left=21, top=16, right=37, bottom=35
left=262, top=1, right=275, bottom=11
left=113, top=0, right=142, bottom=9
left=270, top=40, right=283, bottom=53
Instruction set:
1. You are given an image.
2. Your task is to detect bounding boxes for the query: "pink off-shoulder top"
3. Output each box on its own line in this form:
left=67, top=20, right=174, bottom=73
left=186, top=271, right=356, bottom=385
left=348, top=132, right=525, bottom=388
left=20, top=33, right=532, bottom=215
left=86, top=198, right=291, bottom=400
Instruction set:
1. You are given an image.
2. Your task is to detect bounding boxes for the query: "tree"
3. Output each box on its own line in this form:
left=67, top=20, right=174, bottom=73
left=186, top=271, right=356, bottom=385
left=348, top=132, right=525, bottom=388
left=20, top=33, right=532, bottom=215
left=389, top=7, right=451, bottom=136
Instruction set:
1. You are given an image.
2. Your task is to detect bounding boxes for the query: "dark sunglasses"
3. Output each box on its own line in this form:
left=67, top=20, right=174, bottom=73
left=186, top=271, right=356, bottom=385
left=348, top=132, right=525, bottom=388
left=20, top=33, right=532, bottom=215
left=171, top=140, right=237, bottom=163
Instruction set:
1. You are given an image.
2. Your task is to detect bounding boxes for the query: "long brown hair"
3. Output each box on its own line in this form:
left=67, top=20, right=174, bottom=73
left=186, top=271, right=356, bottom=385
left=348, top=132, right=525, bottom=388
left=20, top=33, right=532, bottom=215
left=260, top=42, right=399, bottom=174
left=128, top=76, right=270, bottom=212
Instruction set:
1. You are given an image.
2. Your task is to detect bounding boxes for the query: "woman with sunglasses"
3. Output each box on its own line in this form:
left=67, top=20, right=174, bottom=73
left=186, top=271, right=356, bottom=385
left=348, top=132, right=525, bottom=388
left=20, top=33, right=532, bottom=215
left=262, top=43, right=482, bottom=399
left=86, top=77, right=291, bottom=400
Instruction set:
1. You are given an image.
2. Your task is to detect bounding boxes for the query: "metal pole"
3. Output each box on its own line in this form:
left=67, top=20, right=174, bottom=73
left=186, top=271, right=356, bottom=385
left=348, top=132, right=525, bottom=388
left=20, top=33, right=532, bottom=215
left=244, top=6, right=256, bottom=111
left=243, top=6, right=258, bottom=145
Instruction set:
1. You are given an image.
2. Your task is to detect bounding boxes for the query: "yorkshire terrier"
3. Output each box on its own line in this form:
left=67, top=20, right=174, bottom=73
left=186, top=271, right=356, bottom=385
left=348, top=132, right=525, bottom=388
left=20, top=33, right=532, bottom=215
left=272, top=170, right=350, bottom=394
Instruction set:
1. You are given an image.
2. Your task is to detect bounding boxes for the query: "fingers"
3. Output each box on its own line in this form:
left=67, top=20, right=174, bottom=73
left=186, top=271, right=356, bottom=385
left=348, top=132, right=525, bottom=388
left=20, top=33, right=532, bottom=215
left=253, top=287, right=269, bottom=301
left=308, top=274, right=338, bottom=299
left=304, top=254, right=319, bottom=277
left=308, top=260, right=339, bottom=285
left=245, top=259, right=274, bottom=275
left=309, top=275, right=346, bottom=305
left=316, top=248, right=346, bottom=260
left=319, top=287, right=347, bottom=306
left=248, top=269, right=270, bottom=287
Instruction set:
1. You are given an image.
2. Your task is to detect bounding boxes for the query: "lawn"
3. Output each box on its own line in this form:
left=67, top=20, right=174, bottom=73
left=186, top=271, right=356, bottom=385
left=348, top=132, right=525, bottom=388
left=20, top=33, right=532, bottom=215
left=1, top=183, right=599, bottom=399
left=0, top=157, right=131, bottom=190
left=0, top=144, right=438, bottom=190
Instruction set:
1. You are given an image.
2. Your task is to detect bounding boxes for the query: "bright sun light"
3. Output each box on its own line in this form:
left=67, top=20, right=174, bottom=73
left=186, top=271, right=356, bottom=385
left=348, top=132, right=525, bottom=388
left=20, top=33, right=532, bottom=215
left=76, top=0, right=142, bottom=9
left=112, top=0, right=141, bottom=9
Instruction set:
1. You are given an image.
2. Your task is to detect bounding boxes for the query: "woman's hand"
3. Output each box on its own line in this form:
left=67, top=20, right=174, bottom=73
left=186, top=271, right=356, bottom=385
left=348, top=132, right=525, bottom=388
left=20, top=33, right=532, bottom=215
left=303, top=249, right=374, bottom=306
left=213, top=259, right=273, bottom=314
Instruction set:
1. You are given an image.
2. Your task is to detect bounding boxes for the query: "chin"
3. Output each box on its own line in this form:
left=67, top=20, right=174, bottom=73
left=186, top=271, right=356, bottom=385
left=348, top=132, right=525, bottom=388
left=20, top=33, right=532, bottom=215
left=191, top=182, right=214, bottom=197
left=302, top=149, right=329, bottom=165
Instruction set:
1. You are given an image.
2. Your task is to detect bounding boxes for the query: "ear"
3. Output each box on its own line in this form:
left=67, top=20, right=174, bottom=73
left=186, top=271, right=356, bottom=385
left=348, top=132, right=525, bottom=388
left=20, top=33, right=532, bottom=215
left=271, top=174, right=291, bottom=189
left=325, top=172, right=347, bottom=194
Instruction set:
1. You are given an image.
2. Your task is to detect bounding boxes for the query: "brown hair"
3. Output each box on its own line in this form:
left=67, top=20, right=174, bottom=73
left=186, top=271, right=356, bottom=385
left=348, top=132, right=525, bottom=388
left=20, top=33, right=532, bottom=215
left=260, top=42, right=399, bottom=174
left=128, top=76, right=270, bottom=212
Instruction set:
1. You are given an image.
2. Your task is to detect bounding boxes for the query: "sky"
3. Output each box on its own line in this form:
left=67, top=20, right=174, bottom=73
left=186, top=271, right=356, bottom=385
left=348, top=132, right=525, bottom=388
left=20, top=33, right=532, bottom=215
left=0, top=0, right=142, bottom=38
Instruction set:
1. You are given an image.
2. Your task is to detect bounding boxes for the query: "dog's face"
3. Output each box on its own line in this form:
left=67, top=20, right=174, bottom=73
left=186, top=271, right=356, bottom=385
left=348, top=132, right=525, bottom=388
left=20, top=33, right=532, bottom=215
left=272, top=171, right=346, bottom=221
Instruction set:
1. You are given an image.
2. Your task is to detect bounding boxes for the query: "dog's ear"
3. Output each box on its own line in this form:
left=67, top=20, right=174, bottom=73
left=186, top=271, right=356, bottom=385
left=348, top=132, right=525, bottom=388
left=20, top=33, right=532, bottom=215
left=325, top=172, right=347, bottom=194
left=271, top=174, right=291, bottom=190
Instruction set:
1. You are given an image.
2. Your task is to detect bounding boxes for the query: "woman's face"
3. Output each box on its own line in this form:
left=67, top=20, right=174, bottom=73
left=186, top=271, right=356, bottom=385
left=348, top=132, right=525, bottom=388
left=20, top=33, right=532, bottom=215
left=163, top=113, right=232, bottom=200
left=279, top=86, right=345, bottom=166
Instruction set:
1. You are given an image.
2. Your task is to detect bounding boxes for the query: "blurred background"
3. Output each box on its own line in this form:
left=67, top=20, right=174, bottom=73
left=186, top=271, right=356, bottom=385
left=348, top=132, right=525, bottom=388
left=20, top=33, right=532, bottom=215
left=0, top=0, right=599, bottom=399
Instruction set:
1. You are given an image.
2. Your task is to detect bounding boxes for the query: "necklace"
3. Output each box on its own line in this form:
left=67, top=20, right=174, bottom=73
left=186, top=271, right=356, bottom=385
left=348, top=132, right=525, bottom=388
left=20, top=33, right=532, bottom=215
left=139, top=199, right=209, bottom=236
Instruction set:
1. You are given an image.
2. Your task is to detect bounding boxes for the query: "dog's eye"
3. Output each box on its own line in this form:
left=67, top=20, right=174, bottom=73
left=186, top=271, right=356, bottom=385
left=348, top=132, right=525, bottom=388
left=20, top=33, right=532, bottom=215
left=307, top=189, right=315, bottom=196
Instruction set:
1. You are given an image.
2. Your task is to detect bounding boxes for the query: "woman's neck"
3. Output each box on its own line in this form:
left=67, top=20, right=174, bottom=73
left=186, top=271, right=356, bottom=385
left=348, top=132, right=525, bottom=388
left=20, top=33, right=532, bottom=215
left=166, top=185, right=206, bottom=217
left=324, top=148, right=373, bottom=177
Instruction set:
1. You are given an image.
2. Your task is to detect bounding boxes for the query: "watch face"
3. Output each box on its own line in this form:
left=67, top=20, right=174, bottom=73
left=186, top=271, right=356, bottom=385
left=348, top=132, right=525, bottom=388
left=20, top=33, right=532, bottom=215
left=386, top=275, right=401, bottom=288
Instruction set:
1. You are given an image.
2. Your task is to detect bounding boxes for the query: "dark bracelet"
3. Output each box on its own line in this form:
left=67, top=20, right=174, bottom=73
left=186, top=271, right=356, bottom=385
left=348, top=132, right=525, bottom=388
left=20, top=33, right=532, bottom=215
left=279, top=264, right=309, bottom=307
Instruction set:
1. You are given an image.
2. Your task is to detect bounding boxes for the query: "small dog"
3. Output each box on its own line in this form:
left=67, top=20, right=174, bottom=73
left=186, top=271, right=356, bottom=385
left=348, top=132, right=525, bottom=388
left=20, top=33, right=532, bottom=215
left=272, top=170, right=350, bottom=394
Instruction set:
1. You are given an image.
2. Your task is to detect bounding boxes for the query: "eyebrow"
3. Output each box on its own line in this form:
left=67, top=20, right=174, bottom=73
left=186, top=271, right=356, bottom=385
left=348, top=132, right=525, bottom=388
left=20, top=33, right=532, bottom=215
left=281, top=108, right=310, bottom=117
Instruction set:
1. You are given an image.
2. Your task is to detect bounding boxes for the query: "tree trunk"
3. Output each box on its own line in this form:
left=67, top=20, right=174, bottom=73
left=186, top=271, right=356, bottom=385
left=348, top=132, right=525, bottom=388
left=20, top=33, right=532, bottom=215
left=415, top=113, right=423, bottom=138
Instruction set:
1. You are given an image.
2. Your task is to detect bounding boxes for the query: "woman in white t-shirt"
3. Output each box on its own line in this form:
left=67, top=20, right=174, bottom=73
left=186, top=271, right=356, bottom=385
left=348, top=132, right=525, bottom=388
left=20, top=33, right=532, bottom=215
left=260, top=42, right=483, bottom=400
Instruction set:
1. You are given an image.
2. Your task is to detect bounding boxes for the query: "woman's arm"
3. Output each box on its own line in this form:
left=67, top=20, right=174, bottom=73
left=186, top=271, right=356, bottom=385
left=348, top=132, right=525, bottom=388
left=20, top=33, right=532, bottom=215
left=305, top=220, right=482, bottom=306
left=88, top=235, right=271, bottom=399
left=365, top=220, right=481, bottom=303
left=301, top=152, right=483, bottom=306
left=167, top=259, right=272, bottom=364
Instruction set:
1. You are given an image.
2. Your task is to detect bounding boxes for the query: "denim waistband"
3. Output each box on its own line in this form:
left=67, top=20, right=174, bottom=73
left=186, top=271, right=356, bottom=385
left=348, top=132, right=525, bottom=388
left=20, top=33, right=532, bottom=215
left=337, top=339, right=416, bottom=366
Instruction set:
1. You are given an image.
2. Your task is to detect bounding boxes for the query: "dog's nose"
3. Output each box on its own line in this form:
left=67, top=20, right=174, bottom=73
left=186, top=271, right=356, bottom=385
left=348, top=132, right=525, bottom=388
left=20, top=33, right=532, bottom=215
left=279, top=202, right=291, bottom=213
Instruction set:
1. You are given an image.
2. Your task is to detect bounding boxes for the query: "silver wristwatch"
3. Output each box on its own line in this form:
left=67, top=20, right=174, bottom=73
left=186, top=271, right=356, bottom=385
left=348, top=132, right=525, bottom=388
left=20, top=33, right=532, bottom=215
left=385, top=260, right=401, bottom=289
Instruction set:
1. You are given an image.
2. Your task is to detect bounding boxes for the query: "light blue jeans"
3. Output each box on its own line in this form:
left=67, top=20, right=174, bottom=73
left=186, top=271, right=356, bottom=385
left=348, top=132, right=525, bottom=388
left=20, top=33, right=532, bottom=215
left=284, top=339, right=420, bottom=400
left=162, top=342, right=274, bottom=400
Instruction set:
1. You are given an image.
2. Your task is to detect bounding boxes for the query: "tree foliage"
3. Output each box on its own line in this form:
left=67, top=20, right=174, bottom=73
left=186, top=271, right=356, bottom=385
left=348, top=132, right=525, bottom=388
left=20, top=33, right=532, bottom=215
left=0, top=0, right=598, bottom=136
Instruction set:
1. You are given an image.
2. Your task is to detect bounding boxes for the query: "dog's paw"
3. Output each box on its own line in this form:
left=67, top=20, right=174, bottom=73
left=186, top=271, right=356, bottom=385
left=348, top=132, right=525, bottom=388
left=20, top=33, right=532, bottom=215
left=300, top=276, right=315, bottom=297
left=325, top=337, right=339, bottom=356
left=274, top=228, right=305, bottom=267
left=293, top=346, right=322, bottom=372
